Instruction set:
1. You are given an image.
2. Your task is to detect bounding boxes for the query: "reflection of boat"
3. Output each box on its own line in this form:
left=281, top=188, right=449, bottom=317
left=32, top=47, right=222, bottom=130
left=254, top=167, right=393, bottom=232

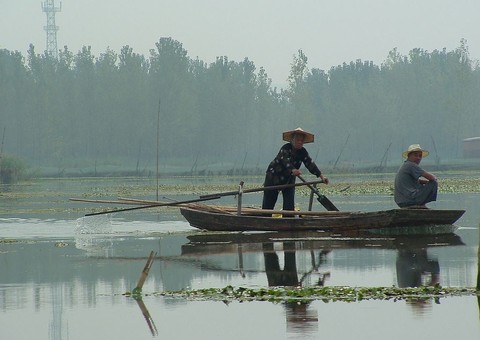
left=180, top=205, right=465, bottom=234
left=181, top=231, right=465, bottom=290
left=181, top=230, right=466, bottom=257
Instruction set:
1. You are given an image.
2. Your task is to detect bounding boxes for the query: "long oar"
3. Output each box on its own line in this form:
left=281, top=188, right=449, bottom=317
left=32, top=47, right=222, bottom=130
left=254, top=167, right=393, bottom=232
left=79, top=179, right=324, bottom=216
left=83, top=195, right=221, bottom=217
left=70, top=198, right=149, bottom=205
left=199, top=179, right=324, bottom=199
left=297, top=175, right=339, bottom=211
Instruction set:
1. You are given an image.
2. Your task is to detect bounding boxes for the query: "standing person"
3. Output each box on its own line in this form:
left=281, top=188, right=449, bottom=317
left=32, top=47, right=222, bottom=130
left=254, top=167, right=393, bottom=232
left=394, top=144, right=438, bottom=208
left=262, top=127, right=329, bottom=211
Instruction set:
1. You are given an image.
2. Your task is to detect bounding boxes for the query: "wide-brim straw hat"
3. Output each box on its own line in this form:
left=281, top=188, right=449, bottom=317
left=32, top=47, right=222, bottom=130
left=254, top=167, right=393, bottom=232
left=402, top=144, right=429, bottom=159
left=282, top=127, right=314, bottom=143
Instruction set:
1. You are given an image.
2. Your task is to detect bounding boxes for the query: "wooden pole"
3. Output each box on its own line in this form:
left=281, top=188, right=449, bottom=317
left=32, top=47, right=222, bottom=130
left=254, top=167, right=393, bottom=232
left=0, top=127, right=5, bottom=182
left=130, top=252, right=159, bottom=335
left=308, top=186, right=315, bottom=211
left=477, top=224, right=479, bottom=290
left=333, top=134, right=349, bottom=169
left=156, top=98, right=161, bottom=201
left=430, top=135, right=440, bottom=167
left=76, top=179, right=324, bottom=216
left=133, top=251, right=157, bottom=294
left=200, top=179, right=324, bottom=199
left=378, top=142, right=392, bottom=170
left=69, top=198, right=150, bottom=205
left=298, top=175, right=339, bottom=211
left=84, top=195, right=221, bottom=216
left=134, top=298, right=158, bottom=336
left=477, top=224, right=479, bottom=315
left=237, top=181, right=244, bottom=215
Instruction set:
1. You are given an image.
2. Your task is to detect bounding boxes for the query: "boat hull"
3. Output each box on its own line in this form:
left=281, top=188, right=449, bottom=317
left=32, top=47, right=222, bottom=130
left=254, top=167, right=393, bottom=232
left=180, top=206, right=465, bottom=234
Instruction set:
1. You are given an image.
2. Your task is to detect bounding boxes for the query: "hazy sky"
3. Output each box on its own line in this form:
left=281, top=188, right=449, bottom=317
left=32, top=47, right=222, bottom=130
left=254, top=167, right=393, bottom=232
left=2, top=0, right=479, bottom=85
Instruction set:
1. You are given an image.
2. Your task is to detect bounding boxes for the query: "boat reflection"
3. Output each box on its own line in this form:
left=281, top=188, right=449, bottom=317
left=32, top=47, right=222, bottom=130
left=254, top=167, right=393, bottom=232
left=182, top=229, right=465, bottom=330
left=262, top=242, right=330, bottom=287
left=262, top=241, right=327, bottom=334
left=396, top=247, right=443, bottom=314
left=182, top=230, right=465, bottom=276
left=396, top=248, right=440, bottom=288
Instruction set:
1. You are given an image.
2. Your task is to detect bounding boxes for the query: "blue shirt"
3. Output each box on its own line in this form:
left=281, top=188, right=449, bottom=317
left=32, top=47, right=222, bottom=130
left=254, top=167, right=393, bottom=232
left=394, top=160, right=425, bottom=205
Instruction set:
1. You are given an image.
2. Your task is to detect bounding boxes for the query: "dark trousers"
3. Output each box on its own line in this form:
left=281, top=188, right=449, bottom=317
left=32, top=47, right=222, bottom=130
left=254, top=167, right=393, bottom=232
left=398, top=180, right=438, bottom=207
left=262, top=185, right=295, bottom=210
left=263, top=242, right=299, bottom=286
left=418, top=180, right=438, bottom=205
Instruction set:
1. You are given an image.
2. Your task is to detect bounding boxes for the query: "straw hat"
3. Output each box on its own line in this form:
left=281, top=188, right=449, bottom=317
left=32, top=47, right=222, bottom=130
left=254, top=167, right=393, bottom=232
left=402, top=144, right=429, bottom=159
left=282, top=127, right=314, bottom=143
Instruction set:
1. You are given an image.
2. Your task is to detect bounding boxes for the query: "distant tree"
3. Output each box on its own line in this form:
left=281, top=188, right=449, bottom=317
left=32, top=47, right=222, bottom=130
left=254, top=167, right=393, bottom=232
left=1, top=40, right=479, bottom=174
left=149, top=38, right=197, bottom=160
left=286, top=49, right=311, bottom=123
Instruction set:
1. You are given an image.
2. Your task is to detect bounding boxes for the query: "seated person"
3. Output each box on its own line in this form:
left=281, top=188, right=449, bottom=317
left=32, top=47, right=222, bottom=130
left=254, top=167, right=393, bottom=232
left=394, top=144, right=437, bottom=208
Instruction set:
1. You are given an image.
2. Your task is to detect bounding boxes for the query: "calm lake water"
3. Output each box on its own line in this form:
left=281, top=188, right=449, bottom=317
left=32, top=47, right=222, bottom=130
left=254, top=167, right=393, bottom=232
left=1, top=176, right=479, bottom=340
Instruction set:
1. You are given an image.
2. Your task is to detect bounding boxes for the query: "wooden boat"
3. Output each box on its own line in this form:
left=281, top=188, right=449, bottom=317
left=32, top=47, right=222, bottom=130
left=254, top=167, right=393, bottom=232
left=180, top=204, right=465, bottom=234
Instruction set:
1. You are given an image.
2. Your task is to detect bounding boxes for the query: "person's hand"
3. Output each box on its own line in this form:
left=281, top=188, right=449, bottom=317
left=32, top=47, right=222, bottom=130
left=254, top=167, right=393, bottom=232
left=320, top=176, right=329, bottom=184
left=292, top=169, right=301, bottom=176
left=419, top=178, right=428, bottom=185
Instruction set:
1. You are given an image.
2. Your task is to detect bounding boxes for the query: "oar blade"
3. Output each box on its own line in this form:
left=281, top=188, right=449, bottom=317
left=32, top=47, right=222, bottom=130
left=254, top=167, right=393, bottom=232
left=297, top=175, right=339, bottom=211
left=317, top=195, right=339, bottom=211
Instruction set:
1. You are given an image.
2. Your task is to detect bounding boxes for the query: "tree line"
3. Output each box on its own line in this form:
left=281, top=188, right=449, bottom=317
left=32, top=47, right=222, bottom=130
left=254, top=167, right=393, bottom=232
left=1, top=37, right=479, bottom=177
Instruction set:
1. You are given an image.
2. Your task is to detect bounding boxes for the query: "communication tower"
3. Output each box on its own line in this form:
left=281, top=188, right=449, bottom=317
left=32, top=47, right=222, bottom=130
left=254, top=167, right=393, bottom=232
left=41, top=0, right=62, bottom=58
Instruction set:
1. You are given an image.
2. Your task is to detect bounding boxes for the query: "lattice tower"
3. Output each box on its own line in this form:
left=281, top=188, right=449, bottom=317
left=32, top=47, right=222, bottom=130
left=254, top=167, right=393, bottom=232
left=41, top=0, right=62, bottom=59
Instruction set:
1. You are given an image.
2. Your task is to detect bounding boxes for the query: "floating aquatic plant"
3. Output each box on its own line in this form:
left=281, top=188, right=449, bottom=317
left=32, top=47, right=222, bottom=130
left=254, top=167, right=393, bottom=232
left=127, top=285, right=479, bottom=304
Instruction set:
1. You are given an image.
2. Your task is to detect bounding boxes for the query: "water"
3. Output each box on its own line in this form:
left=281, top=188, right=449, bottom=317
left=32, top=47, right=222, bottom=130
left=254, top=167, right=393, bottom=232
left=0, top=177, right=479, bottom=339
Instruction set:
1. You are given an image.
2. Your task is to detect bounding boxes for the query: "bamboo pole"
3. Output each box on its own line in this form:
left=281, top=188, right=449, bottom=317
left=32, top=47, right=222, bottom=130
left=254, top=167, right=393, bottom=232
left=83, top=195, right=222, bottom=216
left=74, top=181, right=323, bottom=207
left=237, top=181, right=244, bottom=215
left=133, top=251, right=157, bottom=294
left=477, top=223, right=479, bottom=290
left=134, top=299, right=158, bottom=336
left=477, top=222, right=479, bottom=315
left=156, top=98, right=161, bottom=201
left=0, top=127, right=5, bottom=182
left=73, top=179, right=325, bottom=216
left=70, top=198, right=149, bottom=205
left=199, top=179, right=324, bottom=199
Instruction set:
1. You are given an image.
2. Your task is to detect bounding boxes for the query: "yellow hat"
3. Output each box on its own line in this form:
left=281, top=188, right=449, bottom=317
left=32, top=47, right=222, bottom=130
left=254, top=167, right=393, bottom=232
left=282, top=127, right=314, bottom=144
left=402, top=144, right=429, bottom=159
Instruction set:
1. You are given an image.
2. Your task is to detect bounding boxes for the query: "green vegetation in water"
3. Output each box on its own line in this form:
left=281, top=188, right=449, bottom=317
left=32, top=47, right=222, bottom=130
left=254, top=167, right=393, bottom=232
left=124, top=285, right=478, bottom=304
left=312, top=177, right=480, bottom=196
left=2, top=173, right=480, bottom=216
left=107, top=175, right=480, bottom=197
left=131, top=287, right=143, bottom=298
left=0, top=239, right=19, bottom=244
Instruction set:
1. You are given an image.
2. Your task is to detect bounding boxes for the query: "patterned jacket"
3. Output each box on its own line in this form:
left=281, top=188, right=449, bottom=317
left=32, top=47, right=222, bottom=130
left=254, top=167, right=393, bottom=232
left=264, top=143, right=322, bottom=186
